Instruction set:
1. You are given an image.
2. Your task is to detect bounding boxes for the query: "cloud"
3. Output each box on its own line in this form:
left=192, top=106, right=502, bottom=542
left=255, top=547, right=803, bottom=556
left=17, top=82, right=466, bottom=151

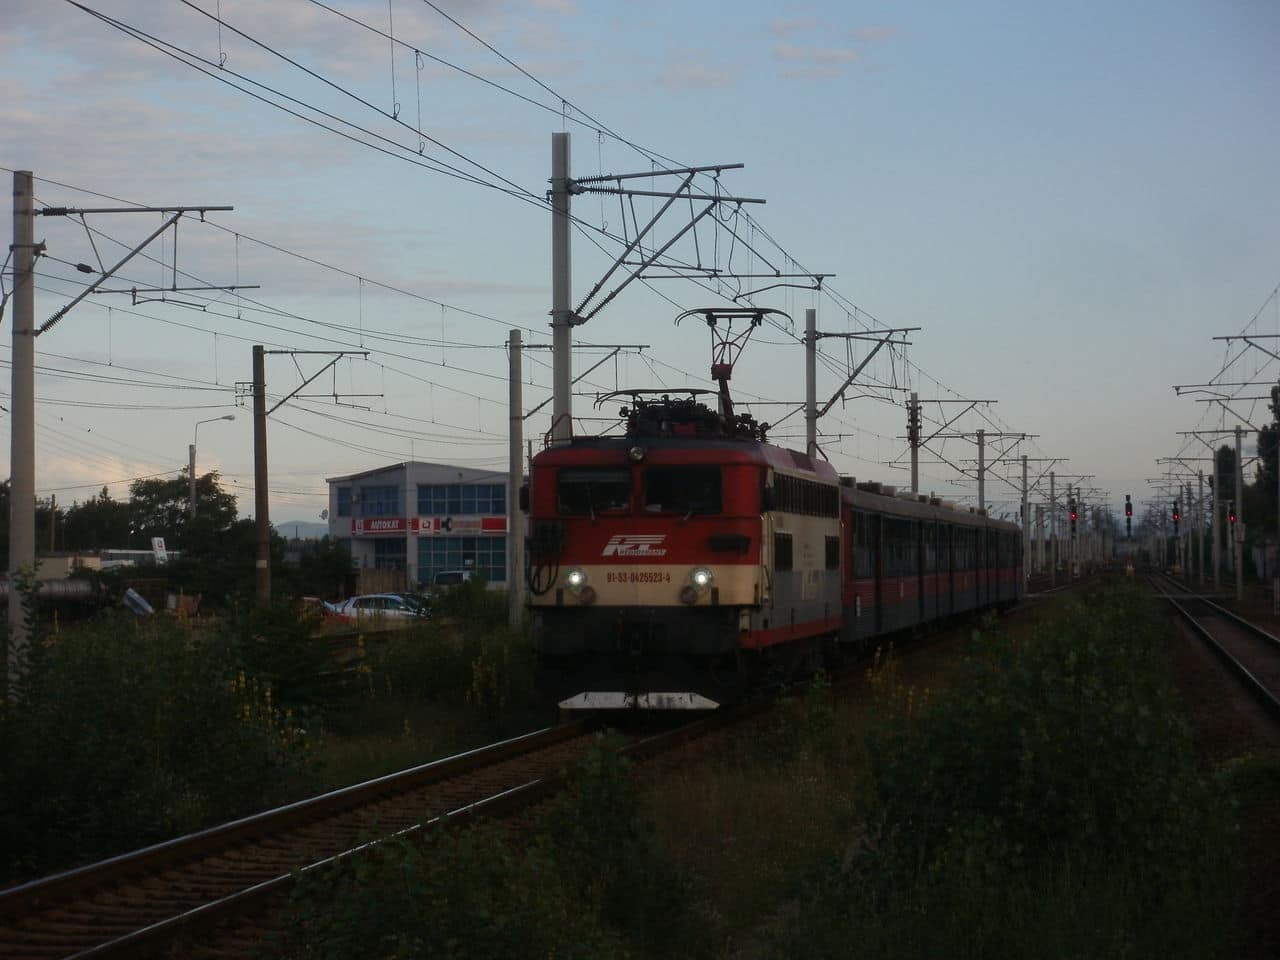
left=769, top=18, right=817, bottom=35
left=852, top=26, right=899, bottom=43
left=656, top=51, right=737, bottom=90
left=774, top=43, right=860, bottom=65
left=773, top=42, right=859, bottom=79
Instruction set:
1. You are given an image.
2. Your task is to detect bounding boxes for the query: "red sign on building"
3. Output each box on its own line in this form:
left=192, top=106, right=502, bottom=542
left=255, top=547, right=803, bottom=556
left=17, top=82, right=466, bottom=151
left=351, top=517, right=421, bottom=536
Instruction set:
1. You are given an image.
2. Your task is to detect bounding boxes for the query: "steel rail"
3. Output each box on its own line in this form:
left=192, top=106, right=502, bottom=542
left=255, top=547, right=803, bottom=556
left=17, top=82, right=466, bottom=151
left=1150, top=573, right=1280, bottom=724
left=22, top=706, right=758, bottom=959
left=0, top=721, right=588, bottom=923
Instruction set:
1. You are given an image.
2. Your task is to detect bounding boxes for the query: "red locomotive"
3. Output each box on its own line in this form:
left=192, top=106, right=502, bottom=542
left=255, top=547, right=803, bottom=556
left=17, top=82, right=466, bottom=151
left=524, top=311, right=1023, bottom=710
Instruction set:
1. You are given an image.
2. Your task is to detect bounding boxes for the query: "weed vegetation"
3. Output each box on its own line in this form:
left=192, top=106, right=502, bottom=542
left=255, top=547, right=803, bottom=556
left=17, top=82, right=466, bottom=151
left=0, top=582, right=554, bottom=884
left=0, top=611, right=318, bottom=883
left=270, top=582, right=1247, bottom=958
left=265, top=742, right=693, bottom=960
left=768, top=582, right=1241, bottom=959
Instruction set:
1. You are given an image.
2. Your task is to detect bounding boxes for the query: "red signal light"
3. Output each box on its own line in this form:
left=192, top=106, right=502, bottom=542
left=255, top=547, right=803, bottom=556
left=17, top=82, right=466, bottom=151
left=1229, top=510, right=1237, bottom=524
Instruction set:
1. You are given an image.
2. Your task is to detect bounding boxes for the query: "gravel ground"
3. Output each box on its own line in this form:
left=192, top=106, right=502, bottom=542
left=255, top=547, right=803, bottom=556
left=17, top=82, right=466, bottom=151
left=1165, top=611, right=1280, bottom=960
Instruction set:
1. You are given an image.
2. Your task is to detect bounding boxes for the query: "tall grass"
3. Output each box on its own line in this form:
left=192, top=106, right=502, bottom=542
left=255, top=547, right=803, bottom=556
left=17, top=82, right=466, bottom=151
left=268, top=742, right=692, bottom=959
left=771, top=582, right=1241, bottom=959
left=0, top=612, right=320, bottom=882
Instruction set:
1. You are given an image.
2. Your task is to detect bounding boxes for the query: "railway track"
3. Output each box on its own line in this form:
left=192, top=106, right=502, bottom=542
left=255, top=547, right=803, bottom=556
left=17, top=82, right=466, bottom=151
left=0, top=704, right=760, bottom=960
left=1151, top=573, right=1280, bottom=726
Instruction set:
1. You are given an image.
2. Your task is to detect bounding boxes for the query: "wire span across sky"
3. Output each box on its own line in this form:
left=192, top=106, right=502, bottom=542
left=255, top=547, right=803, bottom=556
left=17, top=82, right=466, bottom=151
left=1, top=0, right=1278, bottom=521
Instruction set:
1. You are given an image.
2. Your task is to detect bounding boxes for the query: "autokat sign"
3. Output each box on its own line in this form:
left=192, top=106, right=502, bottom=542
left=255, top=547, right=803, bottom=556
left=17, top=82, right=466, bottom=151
left=351, top=517, right=411, bottom=536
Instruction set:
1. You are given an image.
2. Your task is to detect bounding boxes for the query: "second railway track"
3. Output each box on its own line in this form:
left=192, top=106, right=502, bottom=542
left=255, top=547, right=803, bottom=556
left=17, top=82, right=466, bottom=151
left=1152, top=573, right=1280, bottom=725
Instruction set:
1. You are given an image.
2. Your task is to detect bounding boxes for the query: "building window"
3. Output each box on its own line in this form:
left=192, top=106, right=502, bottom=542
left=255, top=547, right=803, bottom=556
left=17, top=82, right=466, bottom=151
left=418, top=483, right=505, bottom=516
left=417, top=535, right=506, bottom=585
left=360, top=485, right=400, bottom=517
left=373, top=538, right=406, bottom=570
left=825, top=536, right=840, bottom=570
left=336, top=486, right=352, bottom=517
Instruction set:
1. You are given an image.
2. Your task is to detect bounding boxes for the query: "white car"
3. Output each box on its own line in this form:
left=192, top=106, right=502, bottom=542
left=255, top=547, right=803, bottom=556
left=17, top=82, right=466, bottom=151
left=332, top=593, right=430, bottom=621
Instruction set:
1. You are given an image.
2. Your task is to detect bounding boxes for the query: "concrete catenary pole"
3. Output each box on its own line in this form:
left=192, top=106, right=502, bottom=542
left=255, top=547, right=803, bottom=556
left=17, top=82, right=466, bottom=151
left=1049, top=470, right=1057, bottom=588
left=1035, top=503, right=1044, bottom=574
left=908, top=391, right=920, bottom=494
left=8, top=170, right=36, bottom=695
left=976, top=428, right=985, bottom=514
left=188, top=443, right=198, bottom=518
left=1198, top=469, right=1205, bottom=586
left=508, top=330, right=524, bottom=629
left=1236, top=425, right=1244, bottom=601
left=550, top=133, right=573, bottom=444
left=805, top=308, right=817, bottom=459
left=1021, top=454, right=1029, bottom=581
left=253, top=345, right=271, bottom=606
left=1213, top=450, right=1221, bottom=589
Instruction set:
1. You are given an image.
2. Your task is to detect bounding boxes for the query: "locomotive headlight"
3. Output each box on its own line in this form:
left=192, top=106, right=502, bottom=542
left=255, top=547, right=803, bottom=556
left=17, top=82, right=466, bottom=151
left=690, top=567, right=714, bottom=590
left=627, top=445, right=646, bottom=462
left=566, top=567, right=588, bottom=592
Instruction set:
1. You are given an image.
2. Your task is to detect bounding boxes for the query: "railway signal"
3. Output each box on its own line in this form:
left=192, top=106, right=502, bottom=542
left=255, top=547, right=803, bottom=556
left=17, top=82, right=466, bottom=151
left=1069, top=499, right=1077, bottom=534
left=1125, top=494, right=1132, bottom=539
left=1124, top=494, right=1132, bottom=518
left=1172, top=501, right=1180, bottom=535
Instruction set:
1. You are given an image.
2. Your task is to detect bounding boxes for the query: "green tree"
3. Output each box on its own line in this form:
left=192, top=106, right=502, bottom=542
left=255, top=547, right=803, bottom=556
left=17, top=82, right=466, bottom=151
left=61, top=486, right=131, bottom=552
left=1252, top=386, right=1280, bottom=543
left=128, top=470, right=238, bottom=553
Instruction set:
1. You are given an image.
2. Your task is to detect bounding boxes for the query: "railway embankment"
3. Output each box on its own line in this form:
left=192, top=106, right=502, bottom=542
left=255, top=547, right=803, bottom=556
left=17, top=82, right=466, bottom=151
left=262, top=581, right=1256, bottom=959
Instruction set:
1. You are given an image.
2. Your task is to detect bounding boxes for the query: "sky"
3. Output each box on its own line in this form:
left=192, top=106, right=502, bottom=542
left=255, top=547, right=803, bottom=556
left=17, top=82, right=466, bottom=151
left=2, top=0, right=1278, bottom=527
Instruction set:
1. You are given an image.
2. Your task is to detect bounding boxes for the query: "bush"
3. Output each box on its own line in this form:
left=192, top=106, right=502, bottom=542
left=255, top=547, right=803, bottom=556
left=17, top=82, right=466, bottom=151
left=270, top=742, right=691, bottom=959
left=430, top=574, right=508, bottom=627
left=0, top=613, right=320, bottom=882
left=272, top=825, right=625, bottom=960
left=774, top=583, right=1239, bottom=959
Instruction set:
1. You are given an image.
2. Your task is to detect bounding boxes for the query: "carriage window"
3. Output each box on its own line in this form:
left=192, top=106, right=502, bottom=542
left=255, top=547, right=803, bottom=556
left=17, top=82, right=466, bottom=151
left=557, top=468, right=631, bottom=515
left=853, top=512, right=875, bottom=578
left=774, top=532, right=793, bottom=571
left=825, top=536, right=840, bottom=570
left=643, top=467, right=721, bottom=515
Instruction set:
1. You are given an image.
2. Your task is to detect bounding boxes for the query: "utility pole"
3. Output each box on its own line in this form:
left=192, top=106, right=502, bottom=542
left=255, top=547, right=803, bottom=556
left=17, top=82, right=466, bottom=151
left=1198, top=470, right=1205, bottom=586
left=1049, top=471, right=1057, bottom=587
left=247, top=347, right=370, bottom=606
left=253, top=345, right=271, bottom=606
left=508, top=330, right=523, bottom=629
left=805, top=309, right=817, bottom=459
left=1021, top=454, right=1029, bottom=581
left=550, top=132, right=573, bottom=444
left=7, top=171, right=36, bottom=697
left=1236, top=425, right=1244, bottom=601
left=908, top=391, right=920, bottom=494
left=976, top=428, right=985, bottom=512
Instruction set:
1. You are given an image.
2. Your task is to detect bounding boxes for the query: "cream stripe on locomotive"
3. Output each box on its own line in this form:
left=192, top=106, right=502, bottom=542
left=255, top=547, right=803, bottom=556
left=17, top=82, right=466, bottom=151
left=536, top=562, right=761, bottom=607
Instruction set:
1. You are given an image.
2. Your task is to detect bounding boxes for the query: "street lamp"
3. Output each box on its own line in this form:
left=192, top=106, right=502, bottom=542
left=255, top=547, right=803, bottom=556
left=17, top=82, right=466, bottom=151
left=190, top=415, right=235, bottom=517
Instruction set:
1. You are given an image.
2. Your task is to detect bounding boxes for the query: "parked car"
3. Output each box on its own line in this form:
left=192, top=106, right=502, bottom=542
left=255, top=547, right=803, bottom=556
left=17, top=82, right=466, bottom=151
left=432, top=570, right=472, bottom=587
left=332, top=593, right=430, bottom=621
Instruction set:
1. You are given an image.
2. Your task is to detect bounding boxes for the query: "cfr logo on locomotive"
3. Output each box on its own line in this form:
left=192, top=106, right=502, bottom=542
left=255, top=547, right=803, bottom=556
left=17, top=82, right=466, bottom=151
left=601, top=534, right=668, bottom=557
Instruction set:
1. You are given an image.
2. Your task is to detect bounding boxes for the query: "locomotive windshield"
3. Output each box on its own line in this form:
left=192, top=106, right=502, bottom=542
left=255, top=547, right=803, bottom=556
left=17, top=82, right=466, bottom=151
left=643, top=466, right=722, bottom=515
left=557, top=468, right=631, bottom=515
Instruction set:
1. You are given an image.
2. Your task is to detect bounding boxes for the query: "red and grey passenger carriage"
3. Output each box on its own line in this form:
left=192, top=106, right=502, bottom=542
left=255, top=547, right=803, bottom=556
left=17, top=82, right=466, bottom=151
left=523, top=311, right=1023, bottom=710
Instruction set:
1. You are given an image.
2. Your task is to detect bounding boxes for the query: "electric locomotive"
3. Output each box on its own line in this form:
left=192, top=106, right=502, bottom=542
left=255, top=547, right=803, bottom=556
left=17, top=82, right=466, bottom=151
left=526, top=390, right=842, bottom=709
left=524, top=310, right=1023, bottom=710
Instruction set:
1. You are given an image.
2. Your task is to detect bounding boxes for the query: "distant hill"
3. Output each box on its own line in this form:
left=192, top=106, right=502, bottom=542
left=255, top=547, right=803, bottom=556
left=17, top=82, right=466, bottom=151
left=276, top=521, right=331, bottom=540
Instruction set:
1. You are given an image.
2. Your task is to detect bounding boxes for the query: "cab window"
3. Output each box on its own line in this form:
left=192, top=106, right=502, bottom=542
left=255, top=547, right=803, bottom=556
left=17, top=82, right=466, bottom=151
left=557, top=468, right=631, bottom=515
left=643, top=467, right=721, bottom=515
